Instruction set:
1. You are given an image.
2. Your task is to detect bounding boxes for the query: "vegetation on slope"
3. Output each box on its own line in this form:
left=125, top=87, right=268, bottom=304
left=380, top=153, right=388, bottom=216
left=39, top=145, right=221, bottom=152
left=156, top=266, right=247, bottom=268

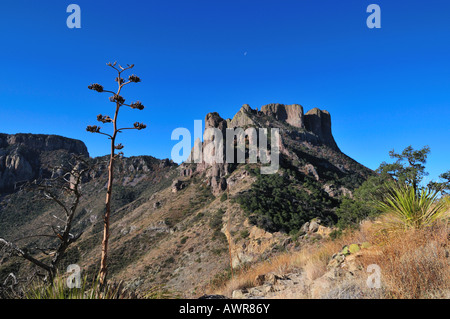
left=236, top=167, right=337, bottom=235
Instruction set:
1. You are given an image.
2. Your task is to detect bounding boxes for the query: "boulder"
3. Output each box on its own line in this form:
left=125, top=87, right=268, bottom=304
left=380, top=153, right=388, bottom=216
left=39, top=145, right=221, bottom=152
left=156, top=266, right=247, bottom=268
left=171, top=179, right=186, bottom=193
left=232, top=289, right=247, bottom=299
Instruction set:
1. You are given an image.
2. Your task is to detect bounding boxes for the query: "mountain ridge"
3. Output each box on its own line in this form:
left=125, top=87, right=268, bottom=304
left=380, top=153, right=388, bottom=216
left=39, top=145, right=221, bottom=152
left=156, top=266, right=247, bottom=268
left=0, top=103, right=375, bottom=298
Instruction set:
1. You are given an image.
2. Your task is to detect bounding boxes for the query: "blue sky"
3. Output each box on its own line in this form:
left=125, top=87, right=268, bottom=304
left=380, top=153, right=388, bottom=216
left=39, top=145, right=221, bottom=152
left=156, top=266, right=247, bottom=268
left=0, top=0, right=449, bottom=183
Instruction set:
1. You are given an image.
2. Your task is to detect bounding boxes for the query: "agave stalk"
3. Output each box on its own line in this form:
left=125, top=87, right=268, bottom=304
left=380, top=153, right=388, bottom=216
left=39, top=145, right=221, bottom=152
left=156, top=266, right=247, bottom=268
left=87, top=62, right=146, bottom=286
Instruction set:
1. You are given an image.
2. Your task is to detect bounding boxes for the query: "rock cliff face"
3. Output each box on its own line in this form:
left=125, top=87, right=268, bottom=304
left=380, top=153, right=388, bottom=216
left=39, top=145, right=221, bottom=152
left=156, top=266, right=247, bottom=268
left=304, top=108, right=339, bottom=151
left=0, top=133, right=89, bottom=192
left=187, top=112, right=230, bottom=195
left=261, top=103, right=304, bottom=129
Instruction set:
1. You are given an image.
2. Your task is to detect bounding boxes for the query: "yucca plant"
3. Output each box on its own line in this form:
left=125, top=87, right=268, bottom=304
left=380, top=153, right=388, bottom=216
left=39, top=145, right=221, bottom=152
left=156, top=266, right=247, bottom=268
left=25, top=276, right=134, bottom=299
left=143, top=284, right=181, bottom=299
left=377, top=183, right=448, bottom=231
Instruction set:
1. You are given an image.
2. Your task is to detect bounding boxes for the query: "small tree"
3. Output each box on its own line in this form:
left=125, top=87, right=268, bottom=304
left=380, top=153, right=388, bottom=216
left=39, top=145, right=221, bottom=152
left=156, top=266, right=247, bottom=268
left=0, top=156, right=90, bottom=285
left=377, top=145, right=430, bottom=192
left=428, top=170, right=450, bottom=195
left=86, top=62, right=146, bottom=285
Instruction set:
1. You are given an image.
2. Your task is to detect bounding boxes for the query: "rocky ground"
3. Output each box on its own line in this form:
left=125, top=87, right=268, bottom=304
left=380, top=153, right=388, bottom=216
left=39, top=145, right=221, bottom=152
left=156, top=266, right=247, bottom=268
left=230, top=244, right=384, bottom=299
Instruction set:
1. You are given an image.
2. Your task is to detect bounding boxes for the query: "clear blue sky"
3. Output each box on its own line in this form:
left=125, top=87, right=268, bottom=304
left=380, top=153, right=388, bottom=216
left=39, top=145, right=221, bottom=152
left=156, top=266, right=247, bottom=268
left=0, top=0, right=449, bottom=183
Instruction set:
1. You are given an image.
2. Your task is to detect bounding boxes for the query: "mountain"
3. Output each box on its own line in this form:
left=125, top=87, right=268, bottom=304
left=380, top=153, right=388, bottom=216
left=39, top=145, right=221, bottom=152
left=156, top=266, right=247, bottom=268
left=0, top=103, right=373, bottom=298
left=181, top=103, right=371, bottom=197
left=0, top=133, right=89, bottom=193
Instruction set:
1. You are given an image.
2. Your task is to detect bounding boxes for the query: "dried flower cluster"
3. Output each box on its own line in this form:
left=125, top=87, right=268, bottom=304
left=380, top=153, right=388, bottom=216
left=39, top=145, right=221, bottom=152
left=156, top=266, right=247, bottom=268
left=128, top=74, right=141, bottom=83
left=115, top=77, right=124, bottom=85
left=88, top=83, right=104, bottom=92
left=86, top=125, right=101, bottom=133
left=133, top=122, right=147, bottom=130
left=109, top=94, right=125, bottom=105
left=97, top=114, right=112, bottom=123
left=130, top=101, right=145, bottom=110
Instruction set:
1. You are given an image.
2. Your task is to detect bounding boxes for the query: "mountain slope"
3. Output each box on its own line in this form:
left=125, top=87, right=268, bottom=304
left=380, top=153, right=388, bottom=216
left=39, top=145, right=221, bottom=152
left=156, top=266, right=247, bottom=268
left=0, top=103, right=374, bottom=298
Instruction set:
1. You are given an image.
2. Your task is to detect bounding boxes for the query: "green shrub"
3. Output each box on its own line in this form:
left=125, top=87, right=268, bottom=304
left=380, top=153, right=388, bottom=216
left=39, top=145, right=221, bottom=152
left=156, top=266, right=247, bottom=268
left=209, top=209, right=225, bottom=230
left=335, top=174, right=389, bottom=229
left=220, top=193, right=228, bottom=202
left=240, top=230, right=250, bottom=239
left=336, top=197, right=373, bottom=229
left=237, top=172, right=336, bottom=233
left=329, top=229, right=343, bottom=240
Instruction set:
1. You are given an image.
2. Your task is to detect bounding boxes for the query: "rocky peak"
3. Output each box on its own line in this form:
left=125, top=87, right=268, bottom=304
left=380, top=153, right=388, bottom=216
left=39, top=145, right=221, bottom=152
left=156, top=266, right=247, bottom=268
left=205, top=112, right=227, bottom=132
left=181, top=112, right=230, bottom=195
left=181, top=103, right=343, bottom=194
left=227, top=104, right=256, bottom=128
left=261, top=103, right=304, bottom=129
left=231, top=103, right=339, bottom=151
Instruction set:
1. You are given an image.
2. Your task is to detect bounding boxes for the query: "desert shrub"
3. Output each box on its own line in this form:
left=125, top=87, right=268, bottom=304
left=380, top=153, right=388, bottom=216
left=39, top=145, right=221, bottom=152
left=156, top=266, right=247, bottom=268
left=335, top=174, right=389, bottom=229
left=220, top=193, right=228, bottom=202
left=336, top=197, right=374, bottom=229
left=209, top=209, right=225, bottom=230
left=237, top=172, right=336, bottom=233
left=239, top=230, right=250, bottom=239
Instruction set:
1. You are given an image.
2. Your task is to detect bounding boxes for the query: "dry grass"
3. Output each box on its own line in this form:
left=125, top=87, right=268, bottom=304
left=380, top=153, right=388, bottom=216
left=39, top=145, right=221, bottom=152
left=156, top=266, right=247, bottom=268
left=212, top=210, right=450, bottom=299
left=211, top=220, right=377, bottom=297
left=360, top=220, right=450, bottom=298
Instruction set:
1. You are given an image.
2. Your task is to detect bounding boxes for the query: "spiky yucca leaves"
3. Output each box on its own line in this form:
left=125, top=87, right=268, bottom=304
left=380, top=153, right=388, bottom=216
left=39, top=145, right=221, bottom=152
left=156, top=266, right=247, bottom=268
left=25, top=277, right=179, bottom=299
left=25, top=276, right=135, bottom=299
left=377, top=183, right=448, bottom=231
left=143, top=284, right=181, bottom=299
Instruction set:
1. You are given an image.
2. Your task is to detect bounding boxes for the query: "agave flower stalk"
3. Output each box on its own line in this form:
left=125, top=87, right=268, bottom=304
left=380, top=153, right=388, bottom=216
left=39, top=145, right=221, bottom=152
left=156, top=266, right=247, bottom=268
left=87, top=62, right=146, bottom=286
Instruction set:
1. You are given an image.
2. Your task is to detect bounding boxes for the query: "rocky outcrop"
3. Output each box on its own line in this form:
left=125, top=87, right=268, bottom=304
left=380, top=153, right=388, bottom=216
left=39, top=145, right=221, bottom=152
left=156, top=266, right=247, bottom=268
left=172, top=179, right=186, bottom=193
left=225, top=220, right=289, bottom=268
left=180, top=102, right=370, bottom=195
left=300, top=218, right=333, bottom=238
left=261, top=103, right=304, bottom=128
left=241, top=103, right=339, bottom=151
left=181, top=112, right=230, bottom=195
left=227, top=104, right=256, bottom=128
left=231, top=242, right=382, bottom=299
left=304, top=108, right=339, bottom=151
left=323, top=183, right=353, bottom=198
left=0, top=133, right=89, bottom=192
left=0, top=132, right=177, bottom=193
left=0, top=134, right=88, bottom=155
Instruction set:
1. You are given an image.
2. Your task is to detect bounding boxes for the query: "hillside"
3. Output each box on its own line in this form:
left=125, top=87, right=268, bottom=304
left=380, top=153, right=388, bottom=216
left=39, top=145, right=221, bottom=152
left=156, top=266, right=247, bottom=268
left=0, top=103, right=375, bottom=298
